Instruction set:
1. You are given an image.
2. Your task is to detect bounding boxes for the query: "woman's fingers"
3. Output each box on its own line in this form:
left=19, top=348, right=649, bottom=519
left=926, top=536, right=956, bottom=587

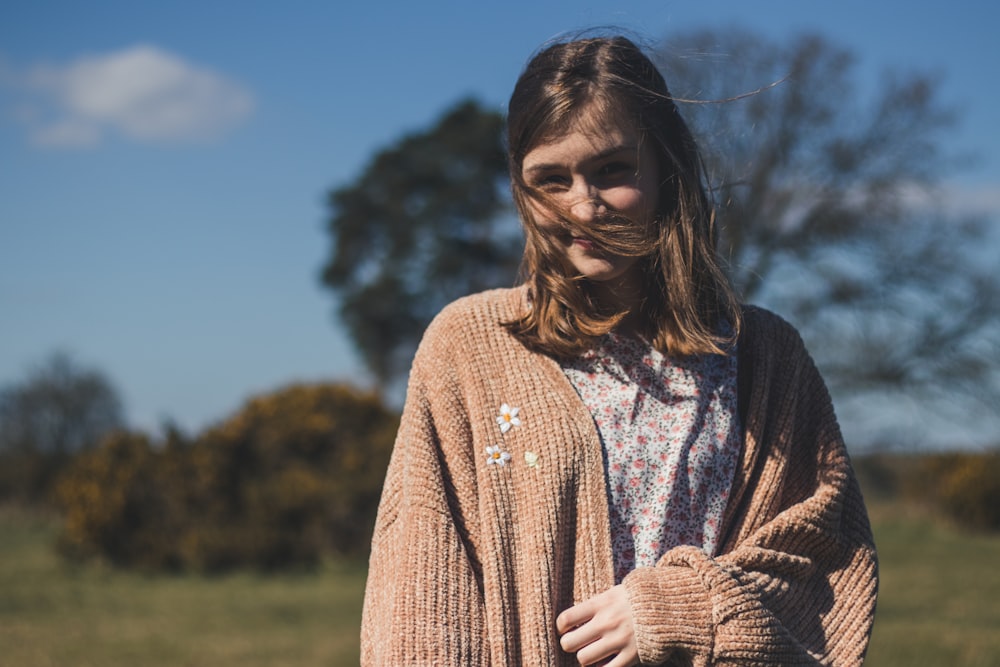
left=559, top=613, right=600, bottom=654
left=556, top=596, right=597, bottom=636
left=557, top=586, right=639, bottom=666
left=572, top=636, right=617, bottom=665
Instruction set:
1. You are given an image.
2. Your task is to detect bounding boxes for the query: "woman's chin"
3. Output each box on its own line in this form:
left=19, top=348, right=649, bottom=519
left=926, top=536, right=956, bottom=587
left=570, top=255, right=637, bottom=283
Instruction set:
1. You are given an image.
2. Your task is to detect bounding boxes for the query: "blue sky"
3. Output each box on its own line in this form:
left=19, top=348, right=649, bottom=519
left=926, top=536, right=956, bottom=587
left=2, top=1, right=998, bottom=444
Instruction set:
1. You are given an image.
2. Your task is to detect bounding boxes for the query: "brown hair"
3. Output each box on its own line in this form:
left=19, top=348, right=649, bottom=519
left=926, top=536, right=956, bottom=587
left=505, top=34, right=741, bottom=358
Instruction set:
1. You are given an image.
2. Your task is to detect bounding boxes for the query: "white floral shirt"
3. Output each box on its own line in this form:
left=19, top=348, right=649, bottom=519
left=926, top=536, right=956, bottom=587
left=561, top=333, right=741, bottom=583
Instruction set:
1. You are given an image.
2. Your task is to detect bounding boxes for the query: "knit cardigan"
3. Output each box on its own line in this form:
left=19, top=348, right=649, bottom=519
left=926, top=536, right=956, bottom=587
left=360, top=287, right=878, bottom=666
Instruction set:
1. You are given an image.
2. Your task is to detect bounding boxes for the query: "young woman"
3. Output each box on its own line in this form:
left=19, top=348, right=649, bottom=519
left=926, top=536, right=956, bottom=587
left=361, top=35, right=877, bottom=666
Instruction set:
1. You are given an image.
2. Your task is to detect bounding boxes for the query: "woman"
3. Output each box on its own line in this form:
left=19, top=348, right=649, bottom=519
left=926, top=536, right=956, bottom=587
left=361, top=35, right=877, bottom=666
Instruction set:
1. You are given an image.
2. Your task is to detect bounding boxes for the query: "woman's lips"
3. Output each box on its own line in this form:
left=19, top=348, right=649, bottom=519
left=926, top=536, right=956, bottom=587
left=572, top=237, right=595, bottom=250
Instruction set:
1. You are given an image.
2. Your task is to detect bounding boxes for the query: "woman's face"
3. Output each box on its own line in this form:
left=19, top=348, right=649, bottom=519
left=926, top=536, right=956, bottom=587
left=521, top=107, right=660, bottom=289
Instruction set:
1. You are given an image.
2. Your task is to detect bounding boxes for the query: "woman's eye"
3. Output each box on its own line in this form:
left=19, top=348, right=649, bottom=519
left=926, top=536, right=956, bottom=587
left=533, top=175, right=569, bottom=191
left=599, top=161, right=634, bottom=177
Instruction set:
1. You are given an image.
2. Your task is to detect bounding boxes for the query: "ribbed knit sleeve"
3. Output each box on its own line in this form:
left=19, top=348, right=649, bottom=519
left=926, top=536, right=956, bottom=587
left=622, top=308, right=878, bottom=666
left=360, top=316, right=489, bottom=665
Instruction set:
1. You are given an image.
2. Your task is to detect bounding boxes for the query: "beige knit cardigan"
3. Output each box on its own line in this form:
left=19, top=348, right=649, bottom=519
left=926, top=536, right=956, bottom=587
left=361, top=287, right=877, bottom=666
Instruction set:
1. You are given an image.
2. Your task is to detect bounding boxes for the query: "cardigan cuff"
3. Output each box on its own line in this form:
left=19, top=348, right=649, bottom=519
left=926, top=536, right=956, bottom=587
left=623, top=563, right=714, bottom=665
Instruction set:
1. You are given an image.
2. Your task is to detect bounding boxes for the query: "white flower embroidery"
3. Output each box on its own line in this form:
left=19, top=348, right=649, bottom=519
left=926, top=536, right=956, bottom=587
left=486, top=444, right=511, bottom=467
left=496, top=403, right=522, bottom=433
left=524, top=451, right=540, bottom=468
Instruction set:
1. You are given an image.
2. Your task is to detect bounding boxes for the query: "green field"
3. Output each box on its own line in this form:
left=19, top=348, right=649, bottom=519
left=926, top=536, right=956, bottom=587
left=0, top=507, right=367, bottom=666
left=864, top=501, right=1000, bottom=666
left=3, top=498, right=999, bottom=666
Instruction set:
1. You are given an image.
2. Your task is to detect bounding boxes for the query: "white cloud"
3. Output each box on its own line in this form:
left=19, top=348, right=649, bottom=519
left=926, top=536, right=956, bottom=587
left=32, top=117, right=103, bottom=148
left=5, top=45, right=254, bottom=148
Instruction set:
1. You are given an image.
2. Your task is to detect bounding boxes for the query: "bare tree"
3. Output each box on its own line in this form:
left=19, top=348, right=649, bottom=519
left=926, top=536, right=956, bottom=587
left=655, top=29, right=1000, bottom=445
left=0, top=352, right=125, bottom=502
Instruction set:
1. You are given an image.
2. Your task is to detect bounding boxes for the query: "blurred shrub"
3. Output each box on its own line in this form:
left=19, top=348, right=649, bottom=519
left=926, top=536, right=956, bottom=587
left=852, top=453, right=901, bottom=502
left=182, top=383, right=399, bottom=570
left=54, top=383, right=398, bottom=571
left=55, top=430, right=187, bottom=569
left=905, top=450, right=1000, bottom=532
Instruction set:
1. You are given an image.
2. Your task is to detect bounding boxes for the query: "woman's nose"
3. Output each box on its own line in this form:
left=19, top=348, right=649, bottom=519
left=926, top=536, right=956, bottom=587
left=569, top=184, right=605, bottom=223
left=570, top=198, right=597, bottom=223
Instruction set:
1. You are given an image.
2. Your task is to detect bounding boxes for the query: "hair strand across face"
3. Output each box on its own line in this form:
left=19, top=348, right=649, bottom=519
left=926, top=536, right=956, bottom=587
left=504, top=34, right=741, bottom=359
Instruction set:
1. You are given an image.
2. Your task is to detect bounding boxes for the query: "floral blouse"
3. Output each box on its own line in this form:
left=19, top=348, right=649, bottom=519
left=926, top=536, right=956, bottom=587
left=561, top=333, right=742, bottom=583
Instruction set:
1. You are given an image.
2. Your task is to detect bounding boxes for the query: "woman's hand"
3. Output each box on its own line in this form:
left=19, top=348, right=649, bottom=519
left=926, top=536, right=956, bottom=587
left=556, top=584, right=639, bottom=666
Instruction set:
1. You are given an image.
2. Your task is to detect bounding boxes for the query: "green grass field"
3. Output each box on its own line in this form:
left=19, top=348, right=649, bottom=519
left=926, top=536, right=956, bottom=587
left=0, top=507, right=367, bottom=666
left=3, top=497, right=999, bottom=666
left=864, top=500, right=1000, bottom=666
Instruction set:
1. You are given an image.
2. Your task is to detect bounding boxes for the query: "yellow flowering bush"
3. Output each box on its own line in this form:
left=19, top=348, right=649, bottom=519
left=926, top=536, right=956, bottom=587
left=55, top=430, right=187, bottom=569
left=906, top=450, right=1000, bottom=532
left=54, top=383, right=398, bottom=571
left=935, top=452, right=1000, bottom=531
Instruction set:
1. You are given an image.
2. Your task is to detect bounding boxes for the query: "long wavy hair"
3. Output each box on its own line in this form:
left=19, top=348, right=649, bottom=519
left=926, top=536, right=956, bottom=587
left=505, top=35, right=741, bottom=358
